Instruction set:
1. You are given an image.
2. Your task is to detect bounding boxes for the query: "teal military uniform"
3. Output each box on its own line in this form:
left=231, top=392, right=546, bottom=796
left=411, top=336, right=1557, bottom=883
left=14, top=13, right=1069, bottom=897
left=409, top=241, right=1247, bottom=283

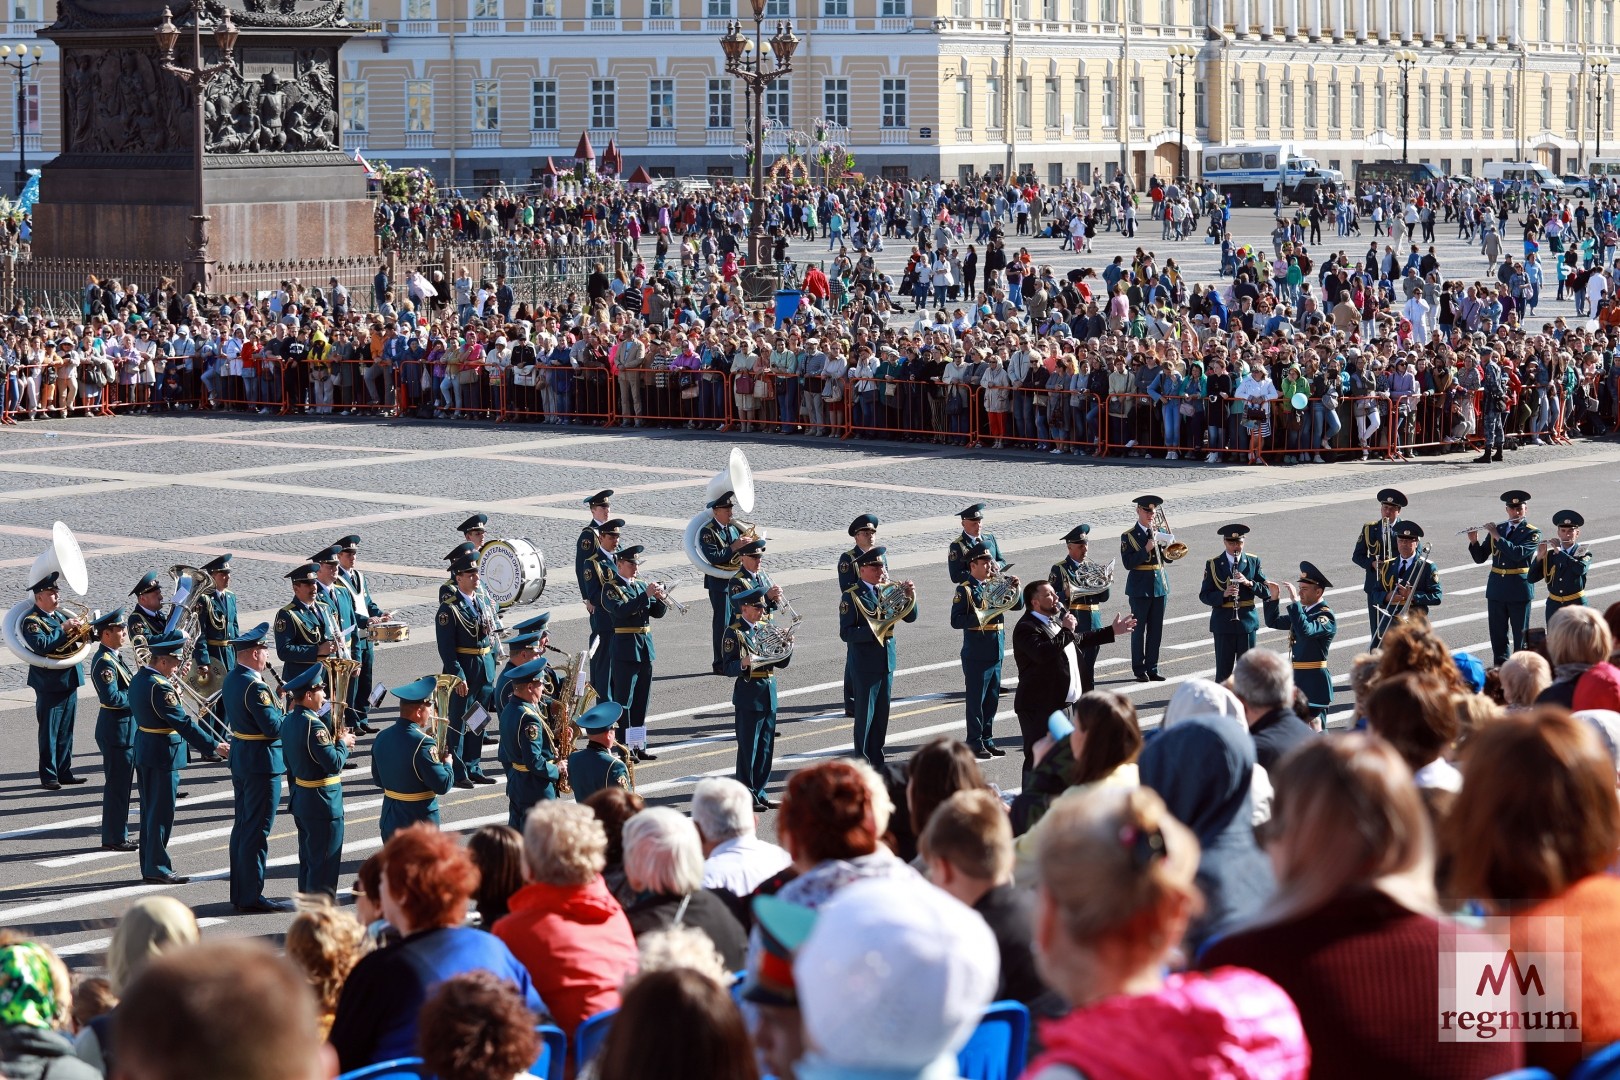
left=21, top=598, right=84, bottom=786
left=194, top=588, right=239, bottom=676
left=131, top=649, right=224, bottom=881
left=699, top=505, right=744, bottom=672
left=1121, top=497, right=1172, bottom=681
left=1350, top=488, right=1407, bottom=639
left=372, top=712, right=454, bottom=840
left=1262, top=597, right=1338, bottom=719
left=839, top=550, right=918, bottom=767
left=436, top=575, right=500, bottom=785
left=498, top=694, right=560, bottom=829
left=494, top=632, right=543, bottom=713
left=601, top=560, right=667, bottom=744
left=581, top=533, right=620, bottom=699
left=568, top=741, right=631, bottom=801
left=722, top=599, right=789, bottom=805
left=947, top=526, right=1003, bottom=584
left=282, top=701, right=349, bottom=896
left=125, top=605, right=168, bottom=648
left=1468, top=491, right=1541, bottom=666
left=1197, top=527, right=1269, bottom=683
left=1530, top=511, right=1592, bottom=624
left=837, top=516, right=885, bottom=719
left=1374, top=535, right=1443, bottom=646
left=950, top=566, right=1020, bottom=755
left=90, top=639, right=136, bottom=846
left=337, top=543, right=385, bottom=732
left=222, top=660, right=286, bottom=908
left=575, top=491, right=614, bottom=613
left=1049, top=526, right=1107, bottom=694
left=728, top=563, right=780, bottom=618
left=274, top=599, right=333, bottom=682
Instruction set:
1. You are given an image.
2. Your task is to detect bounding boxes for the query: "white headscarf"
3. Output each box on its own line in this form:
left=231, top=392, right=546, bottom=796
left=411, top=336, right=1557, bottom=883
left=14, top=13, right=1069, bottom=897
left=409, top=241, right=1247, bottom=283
left=1162, top=678, right=1274, bottom=826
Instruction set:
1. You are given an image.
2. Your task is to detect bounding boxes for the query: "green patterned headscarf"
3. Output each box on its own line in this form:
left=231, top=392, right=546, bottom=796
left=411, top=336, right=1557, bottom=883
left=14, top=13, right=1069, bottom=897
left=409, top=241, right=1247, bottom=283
left=0, top=942, right=62, bottom=1029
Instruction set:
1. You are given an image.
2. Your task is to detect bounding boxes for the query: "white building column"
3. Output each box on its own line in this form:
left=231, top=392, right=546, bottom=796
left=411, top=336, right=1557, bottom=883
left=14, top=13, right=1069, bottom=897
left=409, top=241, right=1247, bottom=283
left=1507, top=0, right=1520, bottom=44
left=1259, top=0, right=1274, bottom=37
left=1400, top=0, right=1413, bottom=39
left=1309, top=0, right=1323, bottom=38
left=1210, top=0, right=1225, bottom=32
left=1462, top=0, right=1476, bottom=43
left=1422, top=0, right=1435, bottom=41
left=1442, top=0, right=1456, bottom=44
left=1356, top=0, right=1369, bottom=40
left=1234, top=0, right=1250, bottom=36
left=1485, top=0, right=1498, bottom=44
left=1378, top=0, right=1391, bottom=40
left=1332, top=0, right=1345, bottom=38
left=1284, top=0, right=1298, bottom=36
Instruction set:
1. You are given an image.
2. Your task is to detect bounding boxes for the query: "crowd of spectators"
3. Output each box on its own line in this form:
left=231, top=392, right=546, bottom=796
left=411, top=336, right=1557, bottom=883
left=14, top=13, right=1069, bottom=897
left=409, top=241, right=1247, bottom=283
left=8, top=601, right=1620, bottom=1078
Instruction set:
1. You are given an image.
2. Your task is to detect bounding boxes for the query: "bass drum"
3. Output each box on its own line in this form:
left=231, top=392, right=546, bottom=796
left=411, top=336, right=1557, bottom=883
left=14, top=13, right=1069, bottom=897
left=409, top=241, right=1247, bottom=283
left=479, top=537, right=546, bottom=609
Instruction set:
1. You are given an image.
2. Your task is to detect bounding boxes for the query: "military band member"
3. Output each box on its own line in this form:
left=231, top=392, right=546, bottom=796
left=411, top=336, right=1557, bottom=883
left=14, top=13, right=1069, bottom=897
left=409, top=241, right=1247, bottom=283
left=723, top=586, right=788, bottom=811
left=947, top=504, right=1003, bottom=585
left=951, top=543, right=1020, bottom=760
left=126, top=570, right=168, bottom=647
left=439, top=542, right=478, bottom=604
left=582, top=519, right=624, bottom=698
left=89, top=610, right=137, bottom=849
left=1264, top=562, right=1339, bottom=725
left=568, top=701, right=630, bottom=801
left=436, top=554, right=500, bottom=788
left=335, top=534, right=389, bottom=736
left=728, top=539, right=783, bottom=617
left=1532, top=510, right=1592, bottom=623
left=602, top=546, right=670, bottom=761
left=1468, top=490, right=1541, bottom=666
left=1351, top=488, right=1407, bottom=638
left=459, top=512, right=490, bottom=549
left=576, top=490, right=614, bottom=595
left=495, top=631, right=544, bottom=713
left=193, top=554, right=239, bottom=688
left=498, top=657, right=561, bottom=828
left=1375, top=522, right=1443, bottom=644
left=281, top=663, right=354, bottom=897
left=838, top=514, right=885, bottom=717
left=275, top=563, right=336, bottom=683
left=1199, top=524, right=1269, bottom=683
left=312, top=549, right=359, bottom=731
left=840, top=547, right=919, bottom=767
left=700, top=491, right=747, bottom=674
left=131, top=630, right=229, bottom=884
left=1048, top=525, right=1108, bottom=694
left=1121, top=495, right=1174, bottom=682
left=373, top=676, right=455, bottom=840
left=22, top=571, right=87, bottom=789
left=223, top=622, right=292, bottom=913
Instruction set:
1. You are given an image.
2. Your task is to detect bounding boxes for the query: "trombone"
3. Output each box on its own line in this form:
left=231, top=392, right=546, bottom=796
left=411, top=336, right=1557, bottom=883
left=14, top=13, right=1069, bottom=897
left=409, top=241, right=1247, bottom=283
left=1374, top=541, right=1432, bottom=641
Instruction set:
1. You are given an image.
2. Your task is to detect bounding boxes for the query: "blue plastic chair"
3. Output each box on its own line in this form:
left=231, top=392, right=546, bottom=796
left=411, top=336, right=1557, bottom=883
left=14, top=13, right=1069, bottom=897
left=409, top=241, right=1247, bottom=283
left=1573, top=1042, right=1620, bottom=1080
left=574, top=1007, right=618, bottom=1072
left=955, top=1000, right=1031, bottom=1080
left=533, top=1024, right=566, bottom=1080
left=337, top=1059, right=424, bottom=1080
left=1485, top=1070, right=1557, bottom=1080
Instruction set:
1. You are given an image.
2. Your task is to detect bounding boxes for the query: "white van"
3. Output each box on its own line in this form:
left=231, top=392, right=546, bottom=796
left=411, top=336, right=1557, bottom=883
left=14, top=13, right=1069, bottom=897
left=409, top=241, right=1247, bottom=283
left=1480, top=160, right=1566, bottom=193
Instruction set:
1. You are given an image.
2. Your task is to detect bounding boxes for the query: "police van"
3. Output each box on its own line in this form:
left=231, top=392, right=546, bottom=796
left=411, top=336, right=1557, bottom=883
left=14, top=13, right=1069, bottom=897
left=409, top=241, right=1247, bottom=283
left=1200, top=143, right=1344, bottom=207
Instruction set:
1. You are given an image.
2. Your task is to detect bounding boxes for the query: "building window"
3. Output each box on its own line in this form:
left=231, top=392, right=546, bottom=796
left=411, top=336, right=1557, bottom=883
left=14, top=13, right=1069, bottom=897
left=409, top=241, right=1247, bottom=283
left=342, top=80, right=367, bottom=132
left=823, top=78, right=849, bottom=127
left=531, top=79, right=557, bottom=129
left=590, top=78, right=616, bottom=129
left=1608, top=0, right=1615, bottom=43
left=1071, top=0, right=1085, bottom=18
left=1440, top=83, right=1451, bottom=129
left=1016, top=76, right=1032, bottom=127
left=1102, top=71, right=1116, bottom=126
left=1302, top=81, right=1314, bottom=129
left=823, top=0, right=849, bottom=14
left=405, top=0, right=431, bottom=18
left=953, top=0, right=968, bottom=15
left=1046, top=76, right=1060, bottom=126
left=1129, top=76, right=1143, bottom=126
left=19, top=83, right=33, bottom=133
left=1229, top=79, right=1242, bottom=130
left=589, top=0, right=613, bottom=15
left=1538, top=0, right=1549, bottom=39
left=646, top=0, right=670, bottom=15
left=1482, top=83, right=1494, bottom=134
left=11, top=0, right=28, bottom=19
left=1162, top=76, right=1174, bottom=129
left=987, top=75, right=1004, bottom=127
left=763, top=0, right=789, bottom=13
left=707, top=0, right=731, bottom=13
left=406, top=79, right=432, bottom=131
left=1505, top=83, right=1515, bottom=130
left=707, top=78, right=733, bottom=128
left=1459, top=84, right=1471, bottom=131
left=1042, top=0, right=1058, bottom=19
left=1567, top=80, right=1577, bottom=130
left=1375, top=82, right=1387, bottom=130
left=984, top=0, right=1001, bottom=17
left=531, top=0, right=555, bottom=15
left=765, top=78, right=790, bottom=126
left=472, top=79, right=499, bottom=130
left=1541, top=83, right=1551, bottom=127
left=1255, top=79, right=1269, bottom=129
left=1351, top=82, right=1363, bottom=131
left=881, top=0, right=907, bottom=15
left=957, top=76, right=972, bottom=128
left=648, top=78, right=674, bottom=129
left=1099, top=0, right=1114, bottom=18
left=881, top=77, right=907, bottom=127
left=1565, top=0, right=1577, bottom=41
left=1075, top=75, right=1090, bottom=129
left=473, top=0, right=499, bottom=15
left=1195, top=79, right=1207, bottom=127
left=1280, top=79, right=1293, bottom=130
left=1328, top=80, right=1340, bottom=128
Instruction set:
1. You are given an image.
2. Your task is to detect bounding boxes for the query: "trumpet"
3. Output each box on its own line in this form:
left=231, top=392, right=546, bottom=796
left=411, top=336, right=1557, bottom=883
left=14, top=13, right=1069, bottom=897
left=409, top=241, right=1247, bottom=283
left=647, top=580, right=690, bottom=615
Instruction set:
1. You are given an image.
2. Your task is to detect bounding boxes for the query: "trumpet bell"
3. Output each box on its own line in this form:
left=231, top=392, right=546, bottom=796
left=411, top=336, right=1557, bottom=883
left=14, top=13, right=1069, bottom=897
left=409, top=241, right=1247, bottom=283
left=29, top=521, right=89, bottom=596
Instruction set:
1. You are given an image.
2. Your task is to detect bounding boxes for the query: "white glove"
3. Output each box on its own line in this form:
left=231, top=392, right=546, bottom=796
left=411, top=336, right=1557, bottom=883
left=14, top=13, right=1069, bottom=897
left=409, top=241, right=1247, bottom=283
left=1153, top=530, right=1175, bottom=547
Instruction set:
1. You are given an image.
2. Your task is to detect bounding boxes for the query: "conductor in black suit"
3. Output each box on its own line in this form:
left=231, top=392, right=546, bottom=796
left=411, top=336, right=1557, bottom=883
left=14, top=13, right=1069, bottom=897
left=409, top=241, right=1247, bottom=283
left=1012, top=579, right=1135, bottom=776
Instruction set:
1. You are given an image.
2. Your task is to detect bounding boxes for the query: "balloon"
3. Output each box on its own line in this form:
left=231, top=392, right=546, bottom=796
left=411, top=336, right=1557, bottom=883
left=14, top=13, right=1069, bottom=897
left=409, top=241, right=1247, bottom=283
left=1290, top=392, right=1308, bottom=411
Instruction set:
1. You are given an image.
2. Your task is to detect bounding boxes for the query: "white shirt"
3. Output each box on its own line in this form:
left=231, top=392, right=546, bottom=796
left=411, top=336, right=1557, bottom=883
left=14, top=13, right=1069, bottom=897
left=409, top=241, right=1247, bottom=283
left=1031, top=610, right=1083, bottom=705
left=702, top=834, right=792, bottom=896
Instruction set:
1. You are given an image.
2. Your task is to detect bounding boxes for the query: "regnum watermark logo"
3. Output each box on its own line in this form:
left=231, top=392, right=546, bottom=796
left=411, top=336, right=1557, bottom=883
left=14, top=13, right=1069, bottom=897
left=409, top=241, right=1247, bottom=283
left=1439, top=916, right=1583, bottom=1043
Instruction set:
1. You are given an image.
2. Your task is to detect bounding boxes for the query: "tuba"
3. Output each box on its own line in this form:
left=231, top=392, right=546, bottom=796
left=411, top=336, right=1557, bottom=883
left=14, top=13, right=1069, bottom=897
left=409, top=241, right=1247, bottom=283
left=321, top=656, right=362, bottom=739
left=544, top=639, right=597, bottom=794
left=429, top=674, right=466, bottom=760
left=977, top=562, right=1021, bottom=625
left=4, top=522, right=97, bottom=671
left=684, top=447, right=757, bottom=580
left=1150, top=504, right=1189, bottom=562
left=165, top=565, right=226, bottom=702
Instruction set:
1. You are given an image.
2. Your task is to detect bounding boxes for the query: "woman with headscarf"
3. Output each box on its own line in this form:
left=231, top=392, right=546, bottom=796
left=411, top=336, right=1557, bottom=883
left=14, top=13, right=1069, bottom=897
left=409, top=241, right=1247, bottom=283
left=73, top=895, right=201, bottom=1076
left=1137, top=712, right=1275, bottom=954
left=1162, top=678, right=1274, bottom=826
left=0, top=938, right=102, bottom=1080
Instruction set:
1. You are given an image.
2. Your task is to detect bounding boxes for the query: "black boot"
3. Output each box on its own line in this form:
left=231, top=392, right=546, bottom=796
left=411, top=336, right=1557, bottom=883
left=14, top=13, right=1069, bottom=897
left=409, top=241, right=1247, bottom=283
left=1472, top=450, right=1492, bottom=463
left=1492, top=447, right=1504, bottom=462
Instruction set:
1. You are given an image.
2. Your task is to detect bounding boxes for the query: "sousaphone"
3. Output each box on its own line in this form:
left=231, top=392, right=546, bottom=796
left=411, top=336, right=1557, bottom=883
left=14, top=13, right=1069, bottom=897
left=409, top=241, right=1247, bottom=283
left=3, top=522, right=96, bottom=670
left=683, top=447, right=757, bottom=579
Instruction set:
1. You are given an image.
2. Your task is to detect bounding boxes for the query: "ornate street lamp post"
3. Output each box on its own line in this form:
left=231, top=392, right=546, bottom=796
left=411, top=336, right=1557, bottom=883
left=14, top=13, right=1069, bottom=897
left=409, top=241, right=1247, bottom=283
left=1168, top=43, right=1196, bottom=183
left=720, top=6, right=797, bottom=301
left=1594, top=57, right=1610, bottom=164
left=0, top=44, right=42, bottom=198
left=1395, top=49, right=1418, bottom=164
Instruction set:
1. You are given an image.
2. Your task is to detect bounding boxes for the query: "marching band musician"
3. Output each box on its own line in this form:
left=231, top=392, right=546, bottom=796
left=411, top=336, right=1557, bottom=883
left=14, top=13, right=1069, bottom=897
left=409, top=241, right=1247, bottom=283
left=498, top=656, right=561, bottom=828
left=1199, top=524, right=1269, bottom=683
left=494, top=630, right=544, bottom=713
left=1532, top=510, right=1592, bottom=623
left=126, top=571, right=167, bottom=646
left=192, top=554, right=239, bottom=690
left=1351, top=488, right=1407, bottom=639
left=723, top=586, right=787, bottom=811
left=280, top=663, right=354, bottom=898
left=23, top=570, right=87, bottom=790
left=951, top=543, right=1020, bottom=761
left=372, top=676, right=455, bottom=840
left=459, top=512, right=490, bottom=549
left=439, top=542, right=478, bottom=604
left=1048, top=525, right=1107, bottom=694
left=575, top=490, right=614, bottom=595
left=222, top=623, right=293, bottom=914
left=1121, top=495, right=1173, bottom=683
left=1376, top=522, right=1443, bottom=643
left=568, top=701, right=630, bottom=801
left=1468, top=490, right=1542, bottom=666
left=131, top=629, right=229, bottom=885
left=1264, top=563, right=1339, bottom=726
left=947, top=504, right=1003, bottom=584
left=838, top=514, right=885, bottom=718
left=728, top=538, right=782, bottom=617
left=602, top=545, right=669, bottom=761
left=436, top=553, right=501, bottom=788
left=313, top=545, right=361, bottom=721
left=839, top=547, right=919, bottom=767
left=506, top=611, right=560, bottom=702
left=274, top=562, right=336, bottom=683
left=582, top=519, right=624, bottom=698
left=700, top=491, right=748, bottom=675
left=336, top=535, right=389, bottom=737
left=89, top=610, right=137, bottom=850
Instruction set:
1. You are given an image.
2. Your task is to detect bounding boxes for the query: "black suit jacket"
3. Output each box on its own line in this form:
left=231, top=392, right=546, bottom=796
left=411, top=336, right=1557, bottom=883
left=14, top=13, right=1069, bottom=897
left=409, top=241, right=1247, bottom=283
left=1012, top=611, right=1116, bottom=720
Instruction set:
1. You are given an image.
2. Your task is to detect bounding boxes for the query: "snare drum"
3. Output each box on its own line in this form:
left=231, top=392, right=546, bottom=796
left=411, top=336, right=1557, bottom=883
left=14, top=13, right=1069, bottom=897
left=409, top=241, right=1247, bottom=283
left=369, top=620, right=410, bottom=643
left=479, top=537, right=547, bottom=609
